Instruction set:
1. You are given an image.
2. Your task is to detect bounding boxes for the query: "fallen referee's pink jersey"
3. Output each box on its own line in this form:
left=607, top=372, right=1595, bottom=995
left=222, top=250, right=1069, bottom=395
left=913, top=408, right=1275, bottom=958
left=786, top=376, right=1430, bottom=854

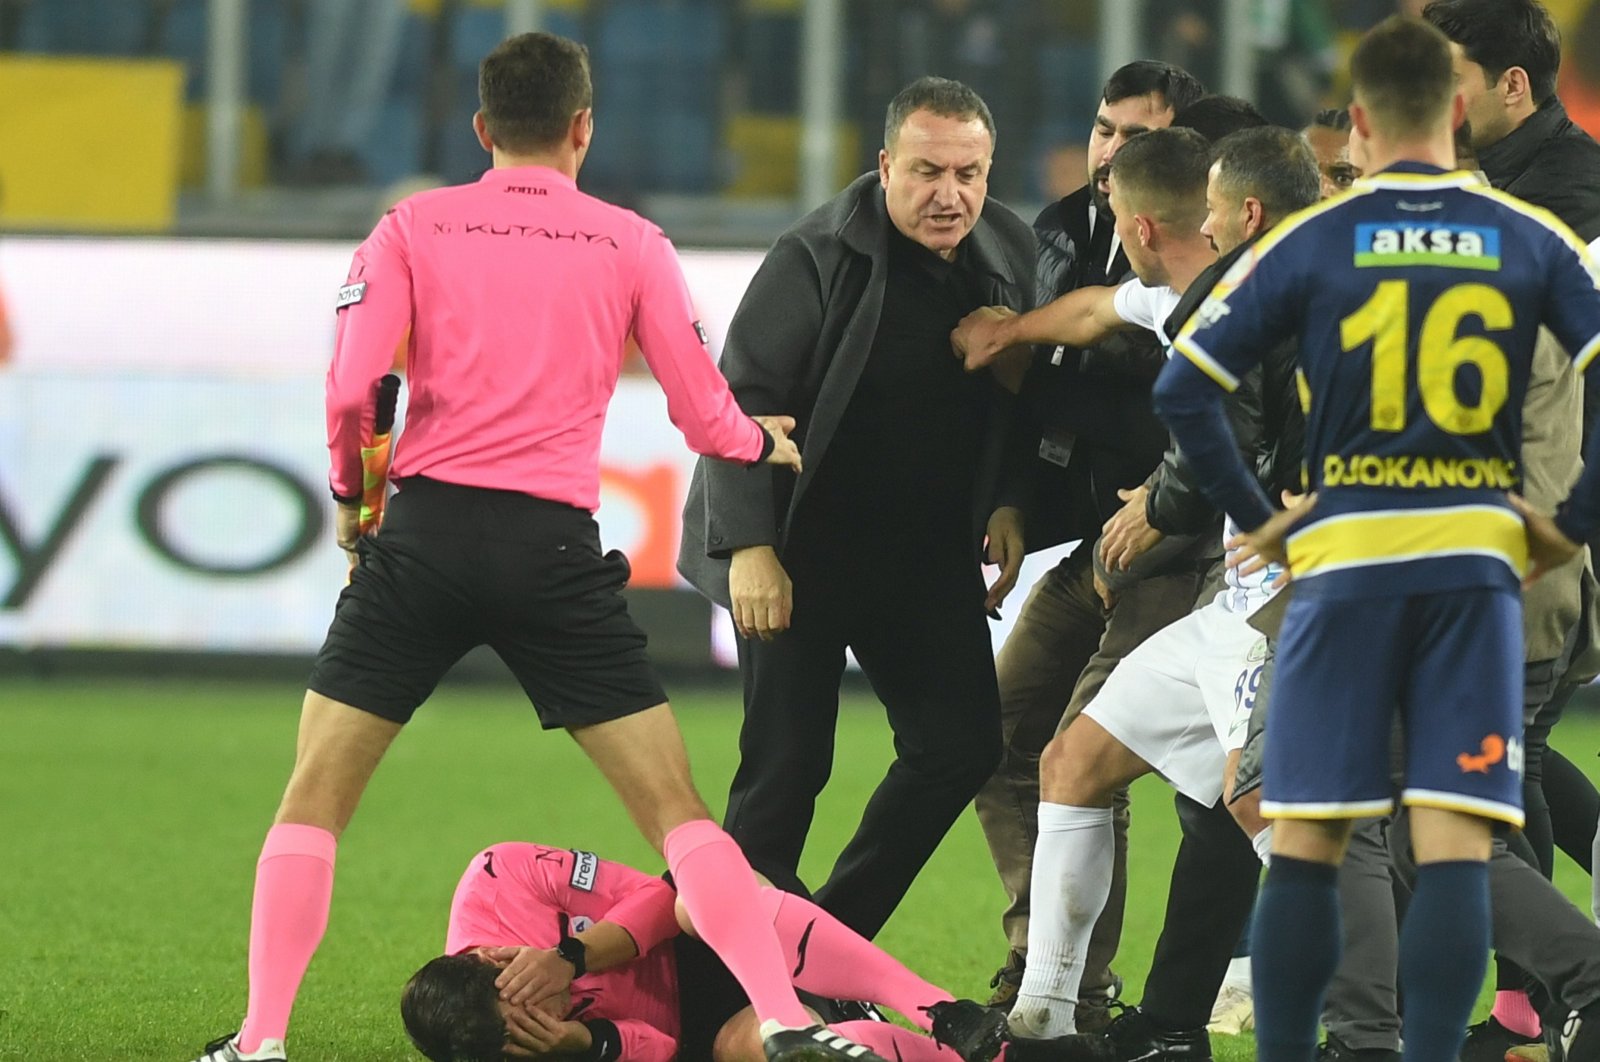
left=446, top=843, right=684, bottom=1062
left=325, top=165, right=765, bottom=508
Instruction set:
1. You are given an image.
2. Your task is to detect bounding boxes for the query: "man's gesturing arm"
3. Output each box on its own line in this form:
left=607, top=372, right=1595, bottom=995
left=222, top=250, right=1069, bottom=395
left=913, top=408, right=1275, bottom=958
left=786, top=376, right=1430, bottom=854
left=634, top=228, right=802, bottom=470
left=953, top=283, right=1131, bottom=373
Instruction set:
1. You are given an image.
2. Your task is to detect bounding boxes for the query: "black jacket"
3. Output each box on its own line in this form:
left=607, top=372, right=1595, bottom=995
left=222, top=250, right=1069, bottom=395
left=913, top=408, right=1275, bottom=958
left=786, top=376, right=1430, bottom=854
left=1480, top=99, right=1600, bottom=244
left=1480, top=100, right=1600, bottom=453
left=1143, top=238, right=1305, bottom=537
left=676, top=172, right=1037, bottom=606
left=1019, top=186, right=1172, bottom=550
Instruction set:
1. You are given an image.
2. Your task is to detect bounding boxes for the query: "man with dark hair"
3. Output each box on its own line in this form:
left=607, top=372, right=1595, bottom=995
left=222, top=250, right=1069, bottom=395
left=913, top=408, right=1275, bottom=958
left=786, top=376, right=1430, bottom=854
left=476, top=31, right=594, bottom=150
left=1170, top=96, right=1270, bottom=145
left=1310, top=107, right=1351, bottom=132
left=955, top=127, right=1220, bottom=361
left=677, top=76, right=1035, bottom=947
left=1305, top=109, right=1359, bottom=200
left=964, top=57, right=1203, bottom=1022
left=189, top=30, right=892, bottom=1062
left=399, top=844, right=1008, bottom=1062
left=1423, top=0, right=1600, bottom=242
left=1205, top=128, right=1322, bottom=243
left=984, top=126, right=1318, bottom=1051
left=881, top=76, right=997, bottom=155
left=1084, top=62, right=1209, bottom=205
left=1155, top=15, right=1600, bottom=1062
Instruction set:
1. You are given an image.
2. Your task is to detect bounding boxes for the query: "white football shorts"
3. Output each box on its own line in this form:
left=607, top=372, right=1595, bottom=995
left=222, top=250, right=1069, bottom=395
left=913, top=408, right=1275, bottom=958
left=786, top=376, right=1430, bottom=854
left=1082, top=598, right=1270, bottom=806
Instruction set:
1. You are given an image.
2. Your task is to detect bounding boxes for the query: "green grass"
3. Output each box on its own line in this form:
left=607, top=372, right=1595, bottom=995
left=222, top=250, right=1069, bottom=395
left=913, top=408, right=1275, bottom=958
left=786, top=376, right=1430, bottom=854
left=1, top=678, right=1598, bottom=1061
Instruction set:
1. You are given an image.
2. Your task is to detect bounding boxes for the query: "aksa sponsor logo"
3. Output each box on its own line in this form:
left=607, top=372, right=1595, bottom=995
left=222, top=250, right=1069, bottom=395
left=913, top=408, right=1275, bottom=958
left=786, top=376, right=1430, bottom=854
left=1354, top=223, right=1500, bottom=270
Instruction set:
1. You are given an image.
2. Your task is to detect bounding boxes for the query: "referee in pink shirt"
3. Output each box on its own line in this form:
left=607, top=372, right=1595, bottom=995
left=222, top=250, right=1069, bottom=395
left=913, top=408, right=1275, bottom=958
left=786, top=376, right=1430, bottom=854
left=192, top=33, right=887, bottom=1062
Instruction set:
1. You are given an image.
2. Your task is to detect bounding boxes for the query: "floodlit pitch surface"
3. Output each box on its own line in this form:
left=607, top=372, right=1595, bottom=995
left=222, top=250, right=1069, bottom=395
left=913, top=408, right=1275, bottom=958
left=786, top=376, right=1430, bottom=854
left=3, top=678, right=1596, bottom=1060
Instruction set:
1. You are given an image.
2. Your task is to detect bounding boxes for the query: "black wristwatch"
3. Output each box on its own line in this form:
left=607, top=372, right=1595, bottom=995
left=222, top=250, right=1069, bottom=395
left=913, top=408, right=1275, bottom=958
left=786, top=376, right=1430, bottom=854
left=556, top=932, right=588, bottom=978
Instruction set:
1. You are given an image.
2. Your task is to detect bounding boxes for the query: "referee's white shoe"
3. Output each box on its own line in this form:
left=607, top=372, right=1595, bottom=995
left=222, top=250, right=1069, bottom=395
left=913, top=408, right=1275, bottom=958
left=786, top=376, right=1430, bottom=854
left=189, top=1032, right=286, bottom=1062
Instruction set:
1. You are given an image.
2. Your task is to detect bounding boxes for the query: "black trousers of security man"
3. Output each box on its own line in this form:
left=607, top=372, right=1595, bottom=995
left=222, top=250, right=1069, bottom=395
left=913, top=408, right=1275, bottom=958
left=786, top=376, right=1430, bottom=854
left=724, top=523, right=1003, bottom=941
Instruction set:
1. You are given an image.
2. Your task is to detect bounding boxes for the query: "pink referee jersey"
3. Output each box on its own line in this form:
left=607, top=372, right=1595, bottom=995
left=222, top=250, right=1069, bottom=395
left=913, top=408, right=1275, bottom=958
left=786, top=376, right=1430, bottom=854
left=326, top=165, right=766, bottom=508
left=446, top=843, right=684, bottom=1062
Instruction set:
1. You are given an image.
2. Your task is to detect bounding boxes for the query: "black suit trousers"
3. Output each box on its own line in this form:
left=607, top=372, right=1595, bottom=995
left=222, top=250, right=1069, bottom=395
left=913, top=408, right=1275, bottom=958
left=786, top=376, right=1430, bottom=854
left=1140, top=793, right=1262, bottom=1030
left=723, top=540, right=1004, bottom=940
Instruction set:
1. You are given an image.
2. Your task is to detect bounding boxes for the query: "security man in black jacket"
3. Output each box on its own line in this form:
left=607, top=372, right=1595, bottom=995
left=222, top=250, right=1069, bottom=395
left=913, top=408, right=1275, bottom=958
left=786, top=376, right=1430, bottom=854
left=1424, top=0, right=1600, bottom=245
left=678, top=77, right=1036, bottom=944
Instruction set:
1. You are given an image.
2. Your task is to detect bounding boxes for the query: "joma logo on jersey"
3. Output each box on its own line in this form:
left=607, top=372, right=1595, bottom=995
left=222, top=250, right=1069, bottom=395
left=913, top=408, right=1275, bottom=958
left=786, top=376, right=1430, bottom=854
left=1354, top=223, right=1500, bottom=270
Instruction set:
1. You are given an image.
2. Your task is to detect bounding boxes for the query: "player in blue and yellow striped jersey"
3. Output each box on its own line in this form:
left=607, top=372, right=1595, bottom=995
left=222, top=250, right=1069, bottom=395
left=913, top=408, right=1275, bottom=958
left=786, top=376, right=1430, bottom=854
left=1150, top=16, right=1600, bottom=1062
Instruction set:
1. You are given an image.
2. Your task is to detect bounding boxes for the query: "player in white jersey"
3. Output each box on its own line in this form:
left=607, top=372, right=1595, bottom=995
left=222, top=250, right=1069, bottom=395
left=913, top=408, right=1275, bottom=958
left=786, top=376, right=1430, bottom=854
left=996, top=127, right=1323, bottom=1045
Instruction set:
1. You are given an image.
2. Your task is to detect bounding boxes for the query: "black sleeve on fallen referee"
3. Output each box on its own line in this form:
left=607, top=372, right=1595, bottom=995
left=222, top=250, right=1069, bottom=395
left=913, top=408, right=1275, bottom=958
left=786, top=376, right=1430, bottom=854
left=578, top=1019, right=623, bottom=1062
left=750, top=425, right=776, bottom=466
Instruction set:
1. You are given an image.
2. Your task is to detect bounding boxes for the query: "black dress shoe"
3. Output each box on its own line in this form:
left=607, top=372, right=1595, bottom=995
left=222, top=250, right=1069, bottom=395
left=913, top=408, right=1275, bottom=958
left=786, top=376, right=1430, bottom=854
left=1104, top=1006, right=1213, bottom=1062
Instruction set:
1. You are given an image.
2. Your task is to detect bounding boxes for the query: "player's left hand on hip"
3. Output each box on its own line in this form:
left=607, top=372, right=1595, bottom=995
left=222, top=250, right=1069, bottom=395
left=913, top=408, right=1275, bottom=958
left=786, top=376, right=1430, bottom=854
left=490, top=945, right=575, bottom=1007
left=1100, top=486, right=1163, bottom=571
left=985, top=505, right=1025, bottom=612
left=1227, top=493, right=1316, bottom=578
left=1509, top=492, right=1581, bottom=587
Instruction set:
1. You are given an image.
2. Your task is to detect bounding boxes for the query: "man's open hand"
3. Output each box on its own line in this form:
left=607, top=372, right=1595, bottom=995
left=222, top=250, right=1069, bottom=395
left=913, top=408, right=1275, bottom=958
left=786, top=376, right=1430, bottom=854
left=485, top=945, right=575, bottom=1008
left=985, top=506, right=1025, bottom=612
left=503, top=1007, right=592, bottom=1058
left=1100, top=486, right=1163, bottom=572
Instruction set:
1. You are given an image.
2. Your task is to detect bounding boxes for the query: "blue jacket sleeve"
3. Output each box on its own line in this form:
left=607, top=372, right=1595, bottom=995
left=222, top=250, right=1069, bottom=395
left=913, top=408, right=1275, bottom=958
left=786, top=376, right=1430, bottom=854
left=1152, top=356, right=1276, bottom=532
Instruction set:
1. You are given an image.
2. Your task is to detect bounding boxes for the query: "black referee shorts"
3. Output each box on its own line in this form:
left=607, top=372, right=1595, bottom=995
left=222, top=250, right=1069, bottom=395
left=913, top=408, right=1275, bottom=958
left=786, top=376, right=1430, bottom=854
left=673, top=938, right=848, bottom=1062
left=669, top=865, right=840, bottom=1062
left=308, top=476, right=667, bottom=728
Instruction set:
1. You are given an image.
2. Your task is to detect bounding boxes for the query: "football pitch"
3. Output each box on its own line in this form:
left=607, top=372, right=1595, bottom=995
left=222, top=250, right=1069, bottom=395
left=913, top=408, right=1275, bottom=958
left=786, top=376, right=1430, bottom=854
left=3, top=677, right=1598, bottom=1061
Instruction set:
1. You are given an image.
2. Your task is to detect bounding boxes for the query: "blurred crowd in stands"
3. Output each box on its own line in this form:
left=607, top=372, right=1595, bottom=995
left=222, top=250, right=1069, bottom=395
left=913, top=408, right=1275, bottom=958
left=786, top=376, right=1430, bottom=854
left=0, top=0, right=1597, bottom=210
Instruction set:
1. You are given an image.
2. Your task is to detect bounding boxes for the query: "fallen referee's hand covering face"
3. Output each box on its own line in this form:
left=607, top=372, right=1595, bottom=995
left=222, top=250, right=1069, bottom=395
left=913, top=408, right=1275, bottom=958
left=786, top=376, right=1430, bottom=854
left=880, top=108, right=992, bottom=260
left=402, top=951, right=569, bottom=1062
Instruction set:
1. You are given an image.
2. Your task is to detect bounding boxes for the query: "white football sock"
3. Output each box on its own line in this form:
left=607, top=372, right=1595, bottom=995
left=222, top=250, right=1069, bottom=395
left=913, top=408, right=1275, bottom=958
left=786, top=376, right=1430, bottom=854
left=1008, top=802, right=1114, bottom=1040
left=1222, top=953, right=1252, bottom=990
left=1252, top=825, right=1273, bottom=866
